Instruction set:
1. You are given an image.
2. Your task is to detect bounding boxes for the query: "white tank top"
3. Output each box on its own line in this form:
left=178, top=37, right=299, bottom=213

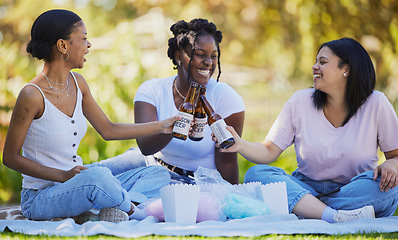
left=22, top=72, right=87, bottom=189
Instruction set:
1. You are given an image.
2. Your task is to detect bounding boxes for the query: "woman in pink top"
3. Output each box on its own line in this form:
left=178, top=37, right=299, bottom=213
left=218, top=38, right=398, bottom=223
left=2, top=9, right=177, bottom=223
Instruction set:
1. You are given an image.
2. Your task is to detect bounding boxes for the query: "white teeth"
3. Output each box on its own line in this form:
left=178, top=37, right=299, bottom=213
left=313, top=74, right=321, bottom=78
left=198, top=69, right=210, bottom=76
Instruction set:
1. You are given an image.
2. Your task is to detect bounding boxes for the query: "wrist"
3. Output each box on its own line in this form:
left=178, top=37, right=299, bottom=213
left=158, top=120, right=165, bottom=134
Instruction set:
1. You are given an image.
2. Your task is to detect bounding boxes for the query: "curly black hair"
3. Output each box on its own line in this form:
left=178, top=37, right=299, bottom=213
left=167, top=18, right=223, bottom=81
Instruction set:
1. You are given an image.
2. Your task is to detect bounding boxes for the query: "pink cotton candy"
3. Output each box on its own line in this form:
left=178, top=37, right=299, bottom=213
left=144, top=198, right=165, bottom=221
left=144, top=192, right=224, bottom=223
left=196, top=192, right=224, bottom=223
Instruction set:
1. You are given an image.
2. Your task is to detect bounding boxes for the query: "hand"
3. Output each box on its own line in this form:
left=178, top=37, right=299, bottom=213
left=373, top=160, right=398, bottom=192
left=160, top=116, right=181, bottom=134
left=62, top=165, right=88, bottom=182
left=213, top=126, right=241, bottom=153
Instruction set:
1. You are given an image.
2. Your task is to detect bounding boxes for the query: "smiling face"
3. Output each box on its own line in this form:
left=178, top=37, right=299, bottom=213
left=65, top=21, right=91, bottom=69
left=312, top=46, right=348, bottom=95
left=178, top=34, right=218, bottom=85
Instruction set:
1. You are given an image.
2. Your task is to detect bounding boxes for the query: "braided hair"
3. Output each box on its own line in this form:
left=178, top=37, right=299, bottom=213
left=167, top=18, right=223, bottom=82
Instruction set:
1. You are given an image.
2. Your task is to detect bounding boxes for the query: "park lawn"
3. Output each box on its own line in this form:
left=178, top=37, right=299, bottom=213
left=1, top=232, right=398, bottom=239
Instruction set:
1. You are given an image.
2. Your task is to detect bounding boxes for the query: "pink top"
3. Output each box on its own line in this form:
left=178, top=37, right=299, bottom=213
left=266, top=88, right=398, bottom=184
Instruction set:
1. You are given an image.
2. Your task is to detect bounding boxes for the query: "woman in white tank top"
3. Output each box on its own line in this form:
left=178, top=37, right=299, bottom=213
left=2, top=9, right=178, bottom=223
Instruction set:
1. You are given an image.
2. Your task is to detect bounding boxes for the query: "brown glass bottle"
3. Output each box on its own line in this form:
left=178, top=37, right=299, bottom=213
left=200, top=94, right=235, bottom=149
left=189, top=85, right=207, bottom=141
left=172, top=82, right=198, bottom=140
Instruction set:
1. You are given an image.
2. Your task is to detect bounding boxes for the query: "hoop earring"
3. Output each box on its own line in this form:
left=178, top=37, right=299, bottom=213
left=61, top=52, right=70, bottom=61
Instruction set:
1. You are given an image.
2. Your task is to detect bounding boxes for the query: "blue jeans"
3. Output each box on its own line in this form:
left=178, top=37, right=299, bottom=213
left=244, top=165, right=398, bottom=218
left=21, top=156, right=170, bottom=220
left=104, top=147, right=196, bottom=184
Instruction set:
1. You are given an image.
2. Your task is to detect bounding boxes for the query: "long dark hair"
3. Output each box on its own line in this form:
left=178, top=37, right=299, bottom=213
left=26, top=9, right=82, bottom=62
left=312, top=37, right=375, bottom=125
left=167, top=18, right=223, bottom=82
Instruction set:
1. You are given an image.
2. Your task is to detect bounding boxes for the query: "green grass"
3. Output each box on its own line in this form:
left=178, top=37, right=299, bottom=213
left=2, top=232, right=398, bottom=239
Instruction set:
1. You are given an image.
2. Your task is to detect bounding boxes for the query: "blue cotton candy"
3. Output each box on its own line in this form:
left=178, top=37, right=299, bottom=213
left=223, top=193, right=270, bottom=219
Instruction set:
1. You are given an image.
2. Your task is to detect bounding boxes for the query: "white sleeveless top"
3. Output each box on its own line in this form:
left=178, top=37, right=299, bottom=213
left=22, top=72, right=87, bottom=189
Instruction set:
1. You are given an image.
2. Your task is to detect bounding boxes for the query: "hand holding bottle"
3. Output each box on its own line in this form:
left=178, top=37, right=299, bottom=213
left=160, top=115, right=183, bottom=134
left=212, top=126, right=242, bottom=153
left=201, top=94, right=235, bottom=149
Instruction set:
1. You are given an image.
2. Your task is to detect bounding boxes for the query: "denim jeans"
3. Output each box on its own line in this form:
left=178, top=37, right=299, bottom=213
left=102, top=147, right=196, bottom=184
left=21, top=154, right=170, bottom=220
left=244, top=165, right=398, bottom=218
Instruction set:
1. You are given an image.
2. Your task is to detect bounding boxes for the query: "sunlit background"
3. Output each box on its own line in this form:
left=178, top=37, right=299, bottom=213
left=1, top=0, right=397, bottom=205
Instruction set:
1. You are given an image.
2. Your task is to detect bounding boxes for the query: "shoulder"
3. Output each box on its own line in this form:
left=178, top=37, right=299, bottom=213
left=136, top=76, right=174, bottom=97
left=19, top=84, right=44, bottom=105
left=363, top=90, right=390, bottom=106
left=286, top=88, right=314, bottom=104
left=207, top=79, right=234, bottom=92
left=139, top=76, right=173, bottom=89
left=70, top=71, right=89, bottom=93
left=207, top=79, right=242, bottom=99
left=292, top=88, right=314, bottom=98
left=15, top=84, right=44, bottom=117
left=70, top=71, right=87, bottom=87
left=366, top=90, right=387, bottom=101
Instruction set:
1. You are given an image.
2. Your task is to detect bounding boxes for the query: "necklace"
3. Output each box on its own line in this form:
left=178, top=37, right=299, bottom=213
left=174, top=77, right=186, bottom=100
left=41, top=72, right=70, bottom=99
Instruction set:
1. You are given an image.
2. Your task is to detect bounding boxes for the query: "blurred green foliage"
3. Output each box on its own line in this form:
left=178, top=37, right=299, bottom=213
left=0, top=0, right=397, bottom=204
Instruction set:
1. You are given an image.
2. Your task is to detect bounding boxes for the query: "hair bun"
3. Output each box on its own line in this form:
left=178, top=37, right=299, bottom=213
left=26, top=39, right=52, bottom=61
left=170, top=20, right=189, bottom=36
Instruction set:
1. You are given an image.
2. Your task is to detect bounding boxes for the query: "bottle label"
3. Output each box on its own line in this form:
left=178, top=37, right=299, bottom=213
left=192, top=117, right=207, bottom=138
left=210, top=119, right=234, bottom=143
left=172, top=111, right=194, bottom=135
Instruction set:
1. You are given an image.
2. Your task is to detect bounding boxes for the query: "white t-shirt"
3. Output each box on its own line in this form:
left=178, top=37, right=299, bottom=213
left=266, top=88, right=398, bottom=184
left=134, top=76, right=245, bottom=171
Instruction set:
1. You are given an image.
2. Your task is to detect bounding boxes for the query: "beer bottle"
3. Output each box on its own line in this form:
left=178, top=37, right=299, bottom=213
left=200, top=94, right=235, bottom=149
left=172, top=82, right=198, bottom=140
left=189, top=85, right=207, bottom=141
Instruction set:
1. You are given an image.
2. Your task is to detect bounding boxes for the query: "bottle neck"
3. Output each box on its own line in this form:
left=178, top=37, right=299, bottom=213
left=200, top=95, right=214, bottom=115
left=185, top=84, right=198, bottom=104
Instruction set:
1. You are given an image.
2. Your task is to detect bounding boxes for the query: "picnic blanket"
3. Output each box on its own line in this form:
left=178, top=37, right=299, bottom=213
left=1, top=205, right=398, bottom=237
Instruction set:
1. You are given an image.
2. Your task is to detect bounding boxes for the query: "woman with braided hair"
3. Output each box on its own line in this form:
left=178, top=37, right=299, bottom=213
left=129, top=18, right=245, bottom=184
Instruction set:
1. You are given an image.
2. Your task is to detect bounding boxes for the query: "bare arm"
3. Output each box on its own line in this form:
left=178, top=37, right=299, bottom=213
left=134, top=101, right=173, bottom=155
left=214, top=111, right=244, bottom=184
left=373, top=148, right=398, bottom=192
left=2, top=86, right=86, bottom=183
left=219, top=126, right=283, bottom=165
left=78, top=74, right=177, bottom=141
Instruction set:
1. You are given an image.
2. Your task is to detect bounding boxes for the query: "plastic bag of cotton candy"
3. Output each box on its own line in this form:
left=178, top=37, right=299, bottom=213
left=142, top=167, right=271, bottom=223
left=194, top=167, right=270, bottom=220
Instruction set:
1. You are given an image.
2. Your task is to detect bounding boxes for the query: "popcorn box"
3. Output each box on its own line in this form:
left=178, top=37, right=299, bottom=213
left=256, top=181, right=289, bottom=215
left=160, top=184, right=201, bottom=224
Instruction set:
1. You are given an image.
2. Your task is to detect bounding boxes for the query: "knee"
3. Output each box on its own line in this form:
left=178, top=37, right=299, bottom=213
left=244, top=165, right=284, bottom=183
left=79, top=167, right=118, bottom=187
